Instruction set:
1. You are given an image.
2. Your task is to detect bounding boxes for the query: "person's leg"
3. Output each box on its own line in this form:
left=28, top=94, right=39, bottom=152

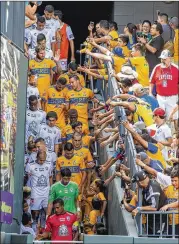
left=156, top=95, right=166, bottom=112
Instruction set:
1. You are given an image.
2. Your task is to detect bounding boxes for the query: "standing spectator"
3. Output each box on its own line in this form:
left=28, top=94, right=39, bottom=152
left=109, top=21, right=119, bottom=39
left=149, top=50, right=179, bottom=120
left=66, top=75, right=95, bottom=126
left=169, top=17, right=179, bottom=64
left=54, top=10, right=75, bottom=71
left=38, top=111, right=61, bottom=155
left=43, top=5, right=60, bottom=32
left=139, top=20, right=152, bottom=42
left=152, top=108, right=172, bottom=161
left=47, top=168, right=80, bottom=217
left=131, top=171, right=167, bottom=235
left=157, top=13, right=174, bottom=43
left=139, top=22, right=164, bottom=74
left=26, top=151, right=52, bottom=232
left=20, top=212, right=36, bottom=239
left=124, top=23, right=137, bottom=50
left=25, top=95, right=46, bottom=145
left=37, top=198, right=78, bottom=242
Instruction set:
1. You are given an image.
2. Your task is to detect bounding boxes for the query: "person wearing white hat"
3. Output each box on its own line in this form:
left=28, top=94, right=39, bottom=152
left=132, top=83, right=159, bottom=111
left=150, top=49, right=179, bottom=121
left=116, top=65, right=138, bottom=81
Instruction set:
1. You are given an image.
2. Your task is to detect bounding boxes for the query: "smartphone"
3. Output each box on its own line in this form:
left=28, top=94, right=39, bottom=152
left=156, top=10, right=160, bottom=16
left=90, top=21, right=94, bottom=28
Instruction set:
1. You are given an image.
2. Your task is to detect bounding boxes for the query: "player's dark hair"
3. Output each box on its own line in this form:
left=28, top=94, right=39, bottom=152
left=109, top=21, right=118, bottom=31
left=61, top=168, right=72, bottom=177
left=54, top=10, right=63, bottom=20
left=99, top=20, right=109, bottom=30
left=119, top=34, right=129, bottom=45
left=35, top=137, right=45, bottom=144
left=69, top=74, right=80, bottom=81
left=142, top=20, right=151, bottom=27
left=152, top=22, right=163, bottom=34
left=22, top=212, right=32, bottom=225
left=37, top=33, right=46, bottom=43
left=132, top=43, right=145, bottom=55
left=57, top=77, right=67, bottom=85
left=37, top=16, right=45, bottom=23
left=158, top=13, right=168, bottom=22
left=64, top=142, right=74, bottom=151
left=45, top=5, right=54, bottom=13
left=69, top=62, right=78, bottom=71
left=53, top=198, right=64, bottom=206
left=35, top=46, right=45, bottom=53
left=29, top=95, right=38, bottom=104
left=72, top=131, right=82, bottom=139
left=126, top=23, right=137, bottom=43
left=72, top=121, right=83, bottom=130
left=121, top=78, right=133, bottom=88
left=95, top=180, right=105, bottom=192
left=46, top=111, right=58, bottom=120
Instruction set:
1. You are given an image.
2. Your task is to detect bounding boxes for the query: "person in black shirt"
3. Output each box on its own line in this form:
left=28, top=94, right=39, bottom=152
left=132, top=171, right=167, bottom=235
left=139, top=22, right=164, bottom=74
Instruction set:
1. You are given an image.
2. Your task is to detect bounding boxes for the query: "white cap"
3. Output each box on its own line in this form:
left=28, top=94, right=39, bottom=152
left=132, top=83, right=144, bottom=94
left=159, top=49, right=172, bottom=59
left=117, top=66, right=138, bottom=80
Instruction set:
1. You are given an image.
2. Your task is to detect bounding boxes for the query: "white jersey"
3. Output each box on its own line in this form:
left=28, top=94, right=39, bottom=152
left=28, top=150, right=56, bottom=169
left=26, top=109, right=46, bottom=143
left=27, top=85, right=40, bottom=108
left=38, top=124, right=61, bottom=152
left=45, top=18, right=60, bottom=32
left=26, top=161, right=52, bottom=198
left=28, top=48, right=53, bottom=60
left=153, top=123, right=172, bottom=160
left=27, top=28, right=55, bottom=50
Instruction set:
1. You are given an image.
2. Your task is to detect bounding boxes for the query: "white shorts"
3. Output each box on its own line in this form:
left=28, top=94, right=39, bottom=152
left=30, top=197, right=48, bottom=210
left=157, top=94, right=178, bottom=120
left=57, top=59, right=67, bottom=71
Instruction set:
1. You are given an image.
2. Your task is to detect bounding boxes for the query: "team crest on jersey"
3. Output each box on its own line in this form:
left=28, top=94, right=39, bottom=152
left=66, top=216, right=70, bottom=221
left=52, top=93, right=55, bottom=97
left=73, top=161, right=76, bottom=165
left=70, top=188, right=73, bottom=193
left=58, top=224, right=68, bottom=236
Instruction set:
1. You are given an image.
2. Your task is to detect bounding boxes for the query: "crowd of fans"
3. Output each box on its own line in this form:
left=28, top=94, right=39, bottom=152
left=21, top=2, right=179, bottom=242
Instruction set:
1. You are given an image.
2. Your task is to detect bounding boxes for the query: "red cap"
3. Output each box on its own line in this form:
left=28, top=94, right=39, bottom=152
left=153, top=108, right=166, bottom=117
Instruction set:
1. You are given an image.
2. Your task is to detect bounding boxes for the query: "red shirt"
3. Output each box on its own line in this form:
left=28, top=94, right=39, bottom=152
left=45, top=212, right=77, bottom=241
left=150, top=63, right=179, bottom=96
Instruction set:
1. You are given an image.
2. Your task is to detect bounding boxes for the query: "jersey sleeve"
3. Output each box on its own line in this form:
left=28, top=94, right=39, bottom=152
left=98, top=192, right=106, bottom=201
left=66, top=26, right=74, bottom=40
left=45, top=217, right=52, bottom=232
left=42, top=111, right=47, bottom=124
left=88, top=89, right=95, bottom=99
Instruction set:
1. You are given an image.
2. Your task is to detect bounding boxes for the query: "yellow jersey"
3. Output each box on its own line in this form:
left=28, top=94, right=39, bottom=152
left=109, top=30, right=119, bottom=40
left=74, top=147, right=93, bottom=168
left=174, top=29, right=179, bottom=62
left=45, top=86, right=66, bottom=130
left=59, top=72, right=85, bottom=89
left=129, top=57, right=149, bottom=87
left=109, top=40, right=118, bottom=49
left=29, top=58, right=56, bottom=99
left=112, top=56, right=126, bottom=74
left=82, top=135, right=92, bottom=148
left=66, top=88, right=94, bottom=125
left=56, top=155, right=86, bottom=185
left=133, top=102, right=154, bottom=127
left=96, top=192, right=106, bottom=201
left=147, top=142, right=166, bottom=169
left=89, top=209, right=101, bottom=225
left=164, top=185, right=179, bottom=225
left=61, top=123, right=89, bottom=142
left=122, top=46, right=131, bottom=57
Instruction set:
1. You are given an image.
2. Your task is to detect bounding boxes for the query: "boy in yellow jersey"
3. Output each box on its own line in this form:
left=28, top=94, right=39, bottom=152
left=59, top=62, right=85, bottom=89
left=110, top=97, right=154, bottom=127
left=56, top=142, right=86, bottom=193
left=122, top=120, right=166, bottom=169
left=77, top=66, right=109, bottom=82
left=29, top=47, right=61, bottom=101
left=44, top=77, right=67, bottom=130
left=126, top=43, right=149, bottom=87
left=66, top=75, right=96, bottom=126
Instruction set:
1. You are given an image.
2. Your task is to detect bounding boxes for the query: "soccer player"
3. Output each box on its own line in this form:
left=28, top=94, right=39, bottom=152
left=38, top=111, right=61, bottom=155
left=37, top=198, right=78, bottom=242
left=29, top=46, right=61, bottom=102
left=43, top=5, right=60, bottom=32
left=66, top=75, right=96, bottom=126
left=47, top=168, right=80, bottom=216
left=56, top=142, right=86, bottom=192
left=26, top=151, right=52, bottom=232
left=25, top=95, right=46, bottom=146
left=44, top=77, right=67, bottom=130
left=28, top=33, right=53, bottom=60
left=54, top=10, right=75, bottom=71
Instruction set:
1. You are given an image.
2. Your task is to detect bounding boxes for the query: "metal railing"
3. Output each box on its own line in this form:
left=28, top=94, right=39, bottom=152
left=135, top=211, right=178, bottom=238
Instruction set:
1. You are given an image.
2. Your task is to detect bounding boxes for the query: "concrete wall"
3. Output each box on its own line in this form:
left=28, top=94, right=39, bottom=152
left=113, top=1, right=179, bottom=33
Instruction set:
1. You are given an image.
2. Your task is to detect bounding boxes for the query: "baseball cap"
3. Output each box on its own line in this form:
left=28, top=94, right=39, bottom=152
left=153, top=108, right=166, bottom=117
left=169, top=17, right=179, bottom=27
left=132, top=84, right=144, bottom=94
left=139, top=152, right=148, bottom=161
left=131, top=171, right=147, bottom=183
left=159, top=49, right=172, bottom=59
left=134, top=121, right=146, bottom=131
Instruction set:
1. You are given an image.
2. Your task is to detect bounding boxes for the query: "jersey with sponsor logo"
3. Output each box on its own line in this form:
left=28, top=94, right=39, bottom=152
left=27, top=151, right=56, bottom=169
left=27, top=28, right=55, bottom=50
left=45, top=212, right=77, bottom=241
left=48, top=181, right=79, bottom=213
left=28, top=48, right=53, bottom=60
left=38, top=124, right=61, bottom=152
left=26, top=161, right=52, bottom=198
left=74, top=147, right=93, bottom=168
left=56, top=155, right=86, bottom=185
left=44, top=18, right=60, bottom=32
left=25, top=109, right=46, bottom=143
left=27, top=85, right=40, bottom=108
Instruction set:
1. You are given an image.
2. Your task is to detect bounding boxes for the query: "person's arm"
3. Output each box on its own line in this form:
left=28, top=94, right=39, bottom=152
left=160, top=201, right=179, bottom=211
left=123, top=198, right=135, bottom=212
left=79, top=67, right=104, bottom=80
left=159, top=138, right=172, bottom=147
left=85, top=49, right=112, bottom=62
left=25, top=3, right=37, bottom=20
left=89, top=39, right=111, bottom=55
left=110, top=101, right=135, bottom=112
left=54, top=144, right=59, bottom=155
left=104, top=173, right=116, bottom=186
left=139, top=37, right=157, bottom=54
left=46, top=202, right=53, bottom=217
left=69, top=39, right=75, bottom=61
left=101, top=200, right=107, bottom=218
left=101, top=132, right=119, bottom=148
left=49, top=176, right=53, bottom=186
left=135, top=158, right=157, bottom=177
left=169, top=104, right=179, bottom=121
left=112, top=94, right=134, bottom=101
left=94, top=35, right=112, bottom=44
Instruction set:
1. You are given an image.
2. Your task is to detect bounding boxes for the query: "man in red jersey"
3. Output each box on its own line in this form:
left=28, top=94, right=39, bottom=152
left=149, top=49, right=179, bottom=121
left=37, top=198, right=78, bottom=242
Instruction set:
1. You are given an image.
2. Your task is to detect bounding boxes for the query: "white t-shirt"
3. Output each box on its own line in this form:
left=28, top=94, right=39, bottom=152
left=26, top=109, right=46, bottom=143
left=38, top=124, right=61, bottom=152
left=27, top=28, right=55, bottom=50
left=26, top=161, right=52, bottom=198
left=45, top=18, right=60, bottom=32
left=20, top=224, right=36, bottom=239
left=153, top=123, right=172, bottom=160
left=28, top=48, right=53, bottom=60
left=156, top=172, right=171, bottom=189
left=27, top=85, right=40, bottom=108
